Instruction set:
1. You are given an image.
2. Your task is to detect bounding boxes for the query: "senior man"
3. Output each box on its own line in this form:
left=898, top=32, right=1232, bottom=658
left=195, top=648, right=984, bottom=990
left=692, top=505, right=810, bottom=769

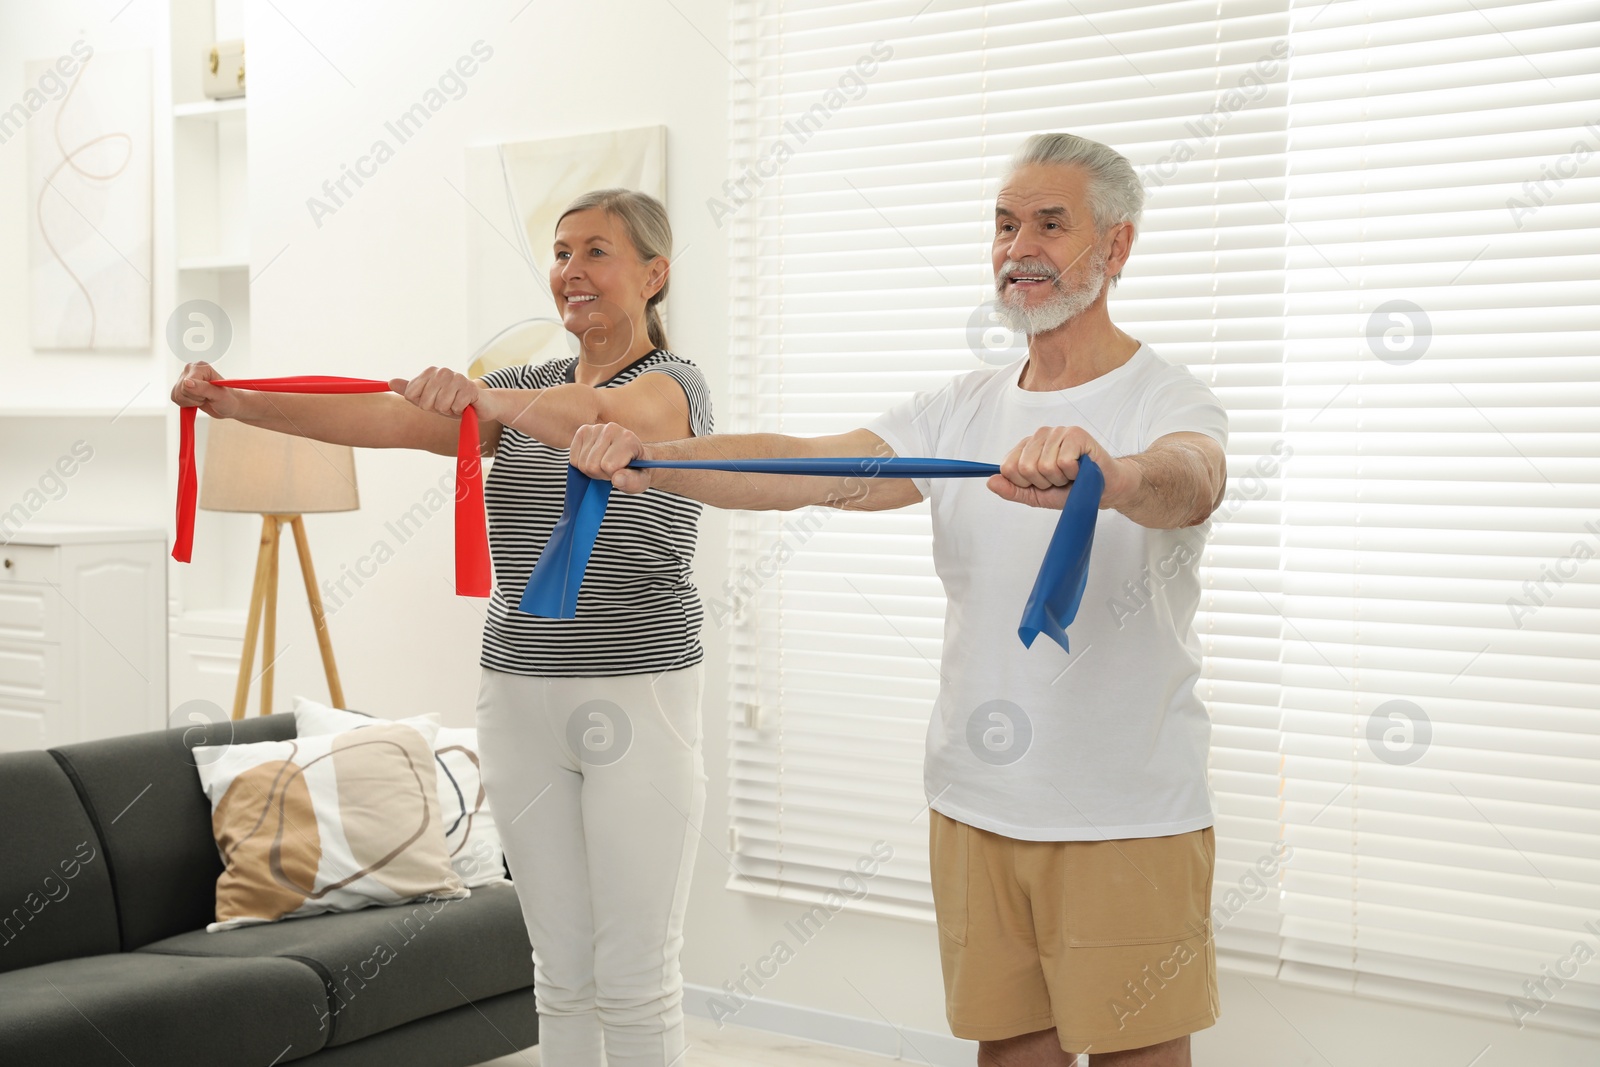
left=571, top=132, right=1228, bottom=1066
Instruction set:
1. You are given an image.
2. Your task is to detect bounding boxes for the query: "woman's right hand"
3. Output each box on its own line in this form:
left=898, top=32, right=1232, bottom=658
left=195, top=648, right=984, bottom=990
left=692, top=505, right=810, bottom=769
left=171, top=361, right=242, bottom=419
left=570, top=422, right=653, bottom=494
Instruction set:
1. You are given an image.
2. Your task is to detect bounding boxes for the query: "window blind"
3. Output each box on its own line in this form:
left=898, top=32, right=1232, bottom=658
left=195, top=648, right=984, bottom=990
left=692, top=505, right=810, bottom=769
left=723, top=0, right=1599, bottom=1035
left=1268, top=0, right=1600, bottom=1035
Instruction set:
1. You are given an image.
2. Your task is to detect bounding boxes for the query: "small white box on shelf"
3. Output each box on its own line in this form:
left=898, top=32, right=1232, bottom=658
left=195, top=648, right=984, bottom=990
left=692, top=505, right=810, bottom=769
left=203, top=39, right=245, bottom=100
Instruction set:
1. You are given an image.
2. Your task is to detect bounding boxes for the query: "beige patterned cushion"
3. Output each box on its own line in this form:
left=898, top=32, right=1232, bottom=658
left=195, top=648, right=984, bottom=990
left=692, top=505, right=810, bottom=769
left=290, top=697, right=511, bottom=889
left=194, top=719, right=469, bottom=932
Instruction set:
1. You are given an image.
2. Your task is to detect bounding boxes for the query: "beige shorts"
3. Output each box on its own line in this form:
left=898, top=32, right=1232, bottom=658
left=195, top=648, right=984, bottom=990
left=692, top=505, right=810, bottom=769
left=929, top=810, right=1219, bottom=1056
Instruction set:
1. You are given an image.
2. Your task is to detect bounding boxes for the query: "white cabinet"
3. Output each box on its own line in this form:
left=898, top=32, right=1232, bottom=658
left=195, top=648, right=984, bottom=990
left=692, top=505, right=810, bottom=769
left=168, top=607, right=247, bottom=720
left=0, top=524, right=167, bottom=751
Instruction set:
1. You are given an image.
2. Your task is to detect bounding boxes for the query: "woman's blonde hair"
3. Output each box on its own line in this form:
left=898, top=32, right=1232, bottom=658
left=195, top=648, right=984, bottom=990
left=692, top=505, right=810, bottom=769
left=556, top=188, right=673, bottom=350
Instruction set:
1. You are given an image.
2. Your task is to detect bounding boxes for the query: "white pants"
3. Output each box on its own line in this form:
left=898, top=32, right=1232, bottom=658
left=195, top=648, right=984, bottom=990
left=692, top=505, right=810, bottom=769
left=475, top=664, right=707, bottom=1067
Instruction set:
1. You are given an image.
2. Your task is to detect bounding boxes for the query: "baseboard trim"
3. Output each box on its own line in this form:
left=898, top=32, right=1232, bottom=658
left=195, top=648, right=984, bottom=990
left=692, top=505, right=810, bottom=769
left=683, top=983, right=978, bottom=1066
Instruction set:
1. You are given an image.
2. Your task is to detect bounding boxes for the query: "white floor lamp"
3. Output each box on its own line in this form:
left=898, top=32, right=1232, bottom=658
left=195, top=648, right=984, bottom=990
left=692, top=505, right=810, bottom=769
left=199, top=420, right=359, bottom=720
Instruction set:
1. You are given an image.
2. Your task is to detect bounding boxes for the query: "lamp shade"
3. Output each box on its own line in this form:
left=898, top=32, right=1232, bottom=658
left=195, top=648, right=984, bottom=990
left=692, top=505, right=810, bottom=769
left=198, top=419, right=360, bottom=514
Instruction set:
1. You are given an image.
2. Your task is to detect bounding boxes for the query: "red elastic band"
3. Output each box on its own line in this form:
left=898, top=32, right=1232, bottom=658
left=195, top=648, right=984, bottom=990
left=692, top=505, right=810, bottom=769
left=173, top=376, right=491, bottom=598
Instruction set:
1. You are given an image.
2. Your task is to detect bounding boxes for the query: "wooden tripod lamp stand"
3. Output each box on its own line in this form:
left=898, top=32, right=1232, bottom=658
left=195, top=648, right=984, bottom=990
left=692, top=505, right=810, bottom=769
left=199, top=420, right=359, bottom=720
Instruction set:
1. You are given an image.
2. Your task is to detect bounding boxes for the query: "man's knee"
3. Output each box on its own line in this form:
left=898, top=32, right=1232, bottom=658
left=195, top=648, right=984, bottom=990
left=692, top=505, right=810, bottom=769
left=978, top=1027, right=1076, bottom=1066
left=1091, top=1033, right=1190, bottom=1066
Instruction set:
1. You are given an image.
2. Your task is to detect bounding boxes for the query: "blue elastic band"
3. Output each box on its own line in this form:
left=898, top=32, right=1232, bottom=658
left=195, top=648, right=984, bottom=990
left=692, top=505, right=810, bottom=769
left=517, top=466, right=614, bottom=620
left=518, top=455, right=1104, bottom=654
left=1016, top=454, right=1104, bottom=652
left=634, top=457, right=1003, bottom=478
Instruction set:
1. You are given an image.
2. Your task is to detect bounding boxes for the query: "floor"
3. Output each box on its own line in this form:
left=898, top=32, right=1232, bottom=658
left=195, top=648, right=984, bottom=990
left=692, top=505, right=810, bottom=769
left=469, top=1014, right=907, bottom=1065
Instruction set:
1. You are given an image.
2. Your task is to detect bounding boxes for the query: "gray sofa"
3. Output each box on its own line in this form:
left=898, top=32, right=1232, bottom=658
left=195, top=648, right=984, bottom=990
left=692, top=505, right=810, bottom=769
left=0, top=713, right=539, bottom=1066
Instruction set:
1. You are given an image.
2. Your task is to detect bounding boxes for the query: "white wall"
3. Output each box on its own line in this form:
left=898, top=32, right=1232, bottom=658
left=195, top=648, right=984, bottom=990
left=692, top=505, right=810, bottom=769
left=1, top=2, right=1595, bottom=1064
left=0, top=0, right=172, bottom=537
left=0, top=0, right=170, bottom=409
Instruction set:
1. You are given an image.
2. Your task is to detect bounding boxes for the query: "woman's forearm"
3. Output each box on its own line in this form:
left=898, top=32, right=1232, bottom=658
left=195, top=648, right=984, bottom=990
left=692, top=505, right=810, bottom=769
left=640, top=435, right=896, bottom=515
left=231, top=390, right=458, bottom=455
left=570, top=423, right=916, bottom=512
left=481, top=385, right=601, bottom=450
left=645, top=434, right=820, bottom=510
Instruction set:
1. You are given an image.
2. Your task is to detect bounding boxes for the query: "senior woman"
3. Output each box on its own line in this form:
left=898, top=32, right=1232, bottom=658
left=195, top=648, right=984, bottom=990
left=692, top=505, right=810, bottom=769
left=173, top=188, right=712, bottom=1067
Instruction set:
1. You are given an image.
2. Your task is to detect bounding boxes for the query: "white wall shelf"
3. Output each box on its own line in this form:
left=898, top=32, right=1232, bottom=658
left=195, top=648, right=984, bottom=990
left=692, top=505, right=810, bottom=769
left=166, top=0, right=255, bottom=716
left=173, top=96, right=245, bottom=119
left=0, top=405, right=169, bottom=419
left=171, top=606, right=247, bottom=638
left=178, top=255, right=249, bottom=271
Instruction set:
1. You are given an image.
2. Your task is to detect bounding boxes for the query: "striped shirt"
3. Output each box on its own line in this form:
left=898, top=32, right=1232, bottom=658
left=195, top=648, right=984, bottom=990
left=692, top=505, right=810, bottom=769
left=476, top=348, right=714, bottom=677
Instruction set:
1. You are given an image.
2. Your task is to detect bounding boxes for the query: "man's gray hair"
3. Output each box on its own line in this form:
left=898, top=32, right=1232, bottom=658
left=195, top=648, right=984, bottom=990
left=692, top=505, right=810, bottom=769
left=1008, top=132, right=1143, bottom=288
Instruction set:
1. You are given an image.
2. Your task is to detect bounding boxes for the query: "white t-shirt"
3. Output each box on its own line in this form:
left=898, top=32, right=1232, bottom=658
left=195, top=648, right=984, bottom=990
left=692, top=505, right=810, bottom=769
left=865, top=342, right=1229, bottom=841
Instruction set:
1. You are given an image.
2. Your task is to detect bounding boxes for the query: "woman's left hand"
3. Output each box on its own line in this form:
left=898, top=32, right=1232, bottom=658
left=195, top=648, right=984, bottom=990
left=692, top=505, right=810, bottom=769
left=389, top=367, right=485, bottom=418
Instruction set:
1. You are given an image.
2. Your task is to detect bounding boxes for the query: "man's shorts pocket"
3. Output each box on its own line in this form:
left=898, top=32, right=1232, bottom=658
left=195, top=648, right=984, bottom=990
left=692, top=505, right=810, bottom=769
left=1063, top=827, right=1214, bottom=948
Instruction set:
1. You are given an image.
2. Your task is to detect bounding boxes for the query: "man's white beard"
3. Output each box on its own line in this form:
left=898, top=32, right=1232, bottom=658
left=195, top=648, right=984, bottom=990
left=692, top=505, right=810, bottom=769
left=995, top=245, right=1109, bottom=336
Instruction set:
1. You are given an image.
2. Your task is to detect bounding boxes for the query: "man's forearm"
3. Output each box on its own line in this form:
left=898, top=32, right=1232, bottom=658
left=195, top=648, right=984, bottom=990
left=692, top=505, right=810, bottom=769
left=1114, top=441, right=1225, bottom=529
